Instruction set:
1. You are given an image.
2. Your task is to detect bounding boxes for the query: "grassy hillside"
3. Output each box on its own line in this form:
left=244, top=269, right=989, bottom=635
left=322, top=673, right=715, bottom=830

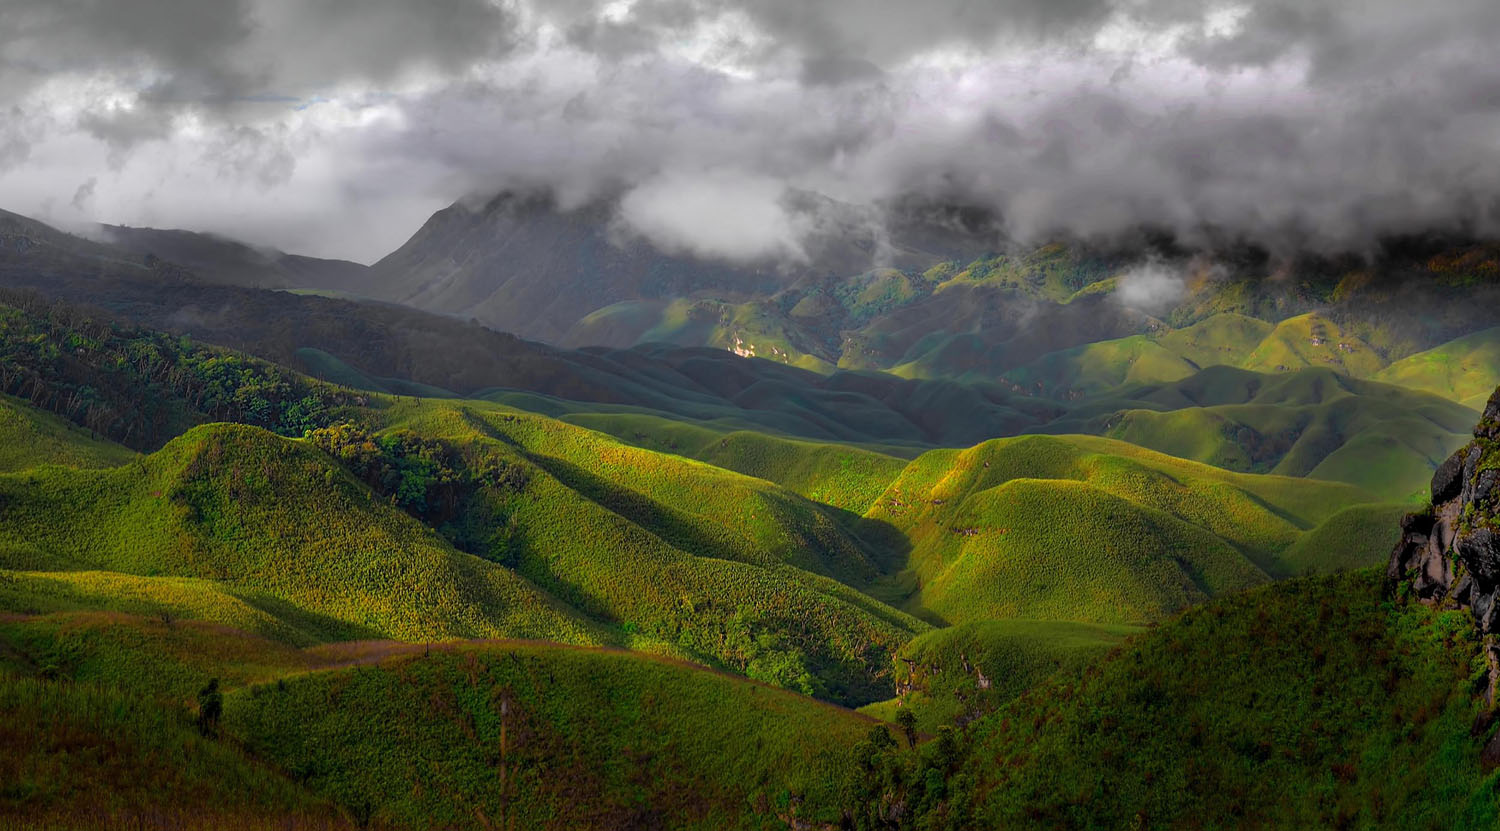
left=0, top=611, right=322, bottom=703
left=886, top=571, right=1500, bottom=829
left=547, top=410, right=912, bottom=514
left=0, top=569, right=359, bottom=646
left=1375, top=326, right=1500, bottom=408
left=1052, top=367, right=1478, bottom=501
left=860, top=619, right=1140, bottom=734
left=362, top=401, right=928, bottom=703
left=1154, top=312, right=1275, bottom=368
left=1276, top=502, right=1411, bottom=575
left=0, top=413, right=927, bottom=703
left=414, top=405, right=889, bottom=583
left=0, top=393, right=135, bottom=471
left=6, top=217, right=1500, bottom=828
left=0, top=672, right=355, bottom=830
left=0, top=608, right=875, bottom=830
left=0, top=344, right=1409, bottom=703
left=906, top=476, right=1267, bottom=625
left=0, top=423, right=608, bottom=646
left=1000, top=335, right=1198, bottom=399
left=565, top=297, right=838, bottom=373
left=229, top=644, right=870, bottom=830
left=863, top=433, right=1381, bottom=624
left=1240, top=312, right=1387, bottom=376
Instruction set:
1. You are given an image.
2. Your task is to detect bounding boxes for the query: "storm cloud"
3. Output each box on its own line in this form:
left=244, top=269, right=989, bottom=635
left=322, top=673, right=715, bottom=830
left=2, top=0, right=1500, bottom=263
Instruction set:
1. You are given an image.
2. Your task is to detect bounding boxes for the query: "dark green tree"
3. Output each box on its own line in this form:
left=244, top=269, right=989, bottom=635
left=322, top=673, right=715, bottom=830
left=896, top=707, right=918, bottom=749
left=196, top=677, right=223, bottom=737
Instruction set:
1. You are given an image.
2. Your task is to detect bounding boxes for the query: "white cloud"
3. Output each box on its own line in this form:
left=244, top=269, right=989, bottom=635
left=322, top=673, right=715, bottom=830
left=1114, top=263, right=1185, bottom=311
left=617, top=170, right=807, bottom=264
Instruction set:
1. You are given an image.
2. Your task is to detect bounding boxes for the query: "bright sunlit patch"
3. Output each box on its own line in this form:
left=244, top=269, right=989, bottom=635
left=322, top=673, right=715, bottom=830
left=599, top=0, right=634, bottom=24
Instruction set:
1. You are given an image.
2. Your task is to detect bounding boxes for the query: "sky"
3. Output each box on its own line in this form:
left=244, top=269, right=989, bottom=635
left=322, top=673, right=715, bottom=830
left=2, top=0, right=1500, bottom=264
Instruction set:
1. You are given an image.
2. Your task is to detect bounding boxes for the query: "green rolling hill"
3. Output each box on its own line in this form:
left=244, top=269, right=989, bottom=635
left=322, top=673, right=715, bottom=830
left=0, top=609, right=873, bottom=830
left=0, top=424, right=607, bottom=646
left=1045, top=366, right=1479, bottom=501
left=1375, top=326, right=1500, bottom=408
left=862, top=433, right=1382, bottom=625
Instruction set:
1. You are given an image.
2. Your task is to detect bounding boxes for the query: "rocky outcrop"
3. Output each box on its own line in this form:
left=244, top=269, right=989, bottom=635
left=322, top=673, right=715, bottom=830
left=1387, top=387, right=1500, bottom=632
left=1388, top=387, right=1500, bottom=766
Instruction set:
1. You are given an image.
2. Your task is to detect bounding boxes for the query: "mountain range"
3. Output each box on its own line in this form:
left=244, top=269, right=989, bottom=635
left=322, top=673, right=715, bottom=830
left=4, top=194, right=1500, bottom=828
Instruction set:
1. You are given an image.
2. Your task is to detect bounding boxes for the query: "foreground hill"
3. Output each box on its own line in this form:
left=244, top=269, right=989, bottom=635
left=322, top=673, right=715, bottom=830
left=0, top=612, right=871, bottom=829
left=870, top=571, right=1499, bottom=829
left=1, top=670, right=357, bottom=830
left=229, top=644, right=869, bottom=829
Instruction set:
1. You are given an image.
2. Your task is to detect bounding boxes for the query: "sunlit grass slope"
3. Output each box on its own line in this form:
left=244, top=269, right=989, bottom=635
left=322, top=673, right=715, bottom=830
left=0, top=423, right=608, bottom=646
left=0, top=611, right=321, bottom=704
left=1153, top=312, right=1274, bottom=368
left=564, top=297, right=837, bottom=372
left=1239, top=312, right=1388, bottom=376
left=864, top=433, right=1383, bottom=624
left=1375, top=326, right=1500, bottom=408
left=421, top=405, right=886, bottom=582
left=0, top=393, right=135, bottom=471
left=557, top=410, right=912, bottom=513
left=911, top=477, right=1268, bottom=624
left=227, top=644, right=870, bottom=830
left=0, top=569, right=365, bottom=645
left=1000, top=335, right=1199, bottom=398
left=990, top=312, right=1392, bottom=404
left=1275, top=502, right=1410, bottom=575
left=371, top=401, right=928, bottom=703
left=1003, top=312, right=1499, bottom=422
left=0, top=386, right=925, bottom=703
left=1074, top=368, right=1476, bottom=501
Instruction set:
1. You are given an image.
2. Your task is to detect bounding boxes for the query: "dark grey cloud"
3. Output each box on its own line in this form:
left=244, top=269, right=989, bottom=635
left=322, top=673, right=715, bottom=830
left=712, top=0, right=1113, bottom=63
left=0, top=0, right=252, bottom=97
left=1, top=0, right=514, bottom=115
left=544, top=0, right=1113, bottom=69
left=799, top=57, right=884, bottom=87
left=3, top=0, right=1500, bottom=264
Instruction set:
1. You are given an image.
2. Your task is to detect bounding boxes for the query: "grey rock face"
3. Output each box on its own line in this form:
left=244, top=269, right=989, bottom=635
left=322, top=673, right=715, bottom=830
left=1387, top=386, right=1500, bottom=635
left=1478, top=388, right=1500, bottom=441
left=1459, top=528, right=1500, bottom=587
left=1433, top=448, right=1469, bottom=504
